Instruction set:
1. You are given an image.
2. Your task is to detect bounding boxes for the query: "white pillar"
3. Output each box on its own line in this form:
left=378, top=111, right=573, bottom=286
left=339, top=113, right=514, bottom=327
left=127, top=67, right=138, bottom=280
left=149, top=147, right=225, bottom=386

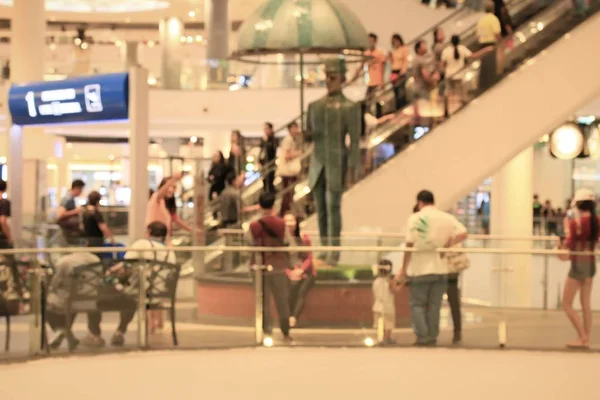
left=128, top=67, right=149, bottom=242
left=9, top=0, right=47, bottom=239
left=159, top=17, right=184, bottom=89
left=205, top=0, right=229, bottom=86
left=121, top=41, right=139, bottom=68
left=491, top=147, right=534, bottom=308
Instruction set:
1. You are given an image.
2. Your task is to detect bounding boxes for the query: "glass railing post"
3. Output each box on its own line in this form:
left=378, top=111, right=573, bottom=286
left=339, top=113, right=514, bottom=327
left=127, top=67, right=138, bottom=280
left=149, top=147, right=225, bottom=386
left=137, top=262, right=148, bottom=349
left=28, top=267, right=43, bottom=356
left=253, top=265, right=264, bottom=346
left=543, top=240, right=550, bottom=310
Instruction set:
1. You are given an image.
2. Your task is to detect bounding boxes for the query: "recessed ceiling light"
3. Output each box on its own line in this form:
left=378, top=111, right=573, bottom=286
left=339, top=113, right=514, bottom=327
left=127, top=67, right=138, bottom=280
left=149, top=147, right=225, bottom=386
left=188, top=10, right=196, bottom=18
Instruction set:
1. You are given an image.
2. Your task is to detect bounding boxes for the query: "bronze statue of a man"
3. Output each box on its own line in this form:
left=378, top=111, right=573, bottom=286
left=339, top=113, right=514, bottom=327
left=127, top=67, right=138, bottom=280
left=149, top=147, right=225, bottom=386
left=306, top=58, right=362, bottom=265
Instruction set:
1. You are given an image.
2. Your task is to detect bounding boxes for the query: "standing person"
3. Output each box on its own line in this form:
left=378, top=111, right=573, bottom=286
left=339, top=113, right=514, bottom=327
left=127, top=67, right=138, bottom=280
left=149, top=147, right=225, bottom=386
left=561, top=188, right=598, bottom=349
left=354, top=33, right=386, bottom=117
left=219, top=171, right=243, bottom=229
left=544, top=200, right=558, bottom=236
left=0, top=180, right=13, bottom=250
left=389, top=33, right=409, bottom=111
left=248, top=192, right=294, bottom=343
left=441, top=35, right=475, bottom=108
left=373, top=259, right=396, bottom=345
left=411, top=40, right=440, bottom=126
left=277, top=121, right=303, bottom=217
left=396, top=190, right=468, bottom=346
left=259, top=122, right=278, bottom=193
left=285, top=213, right=315, bottom=328
left=432, top=27, right=446, bottom=71
left=208, top=151, right=229, bottom=201
left=146, top=173, right=183, bottom=237
left=219, top=172, right=244, bottom=270
left=533, top=194, right=543, bottom=234
left=228, top=130, right=247, bottom=178
left=163, top=183, right=192, bottom=233
left=476, top=2, right=502, bottom=93
left=82, top=191, right=114, bottom=250
left=494, top=0, right=514, bottom=74
left=56, top=179, right=86, bottom=246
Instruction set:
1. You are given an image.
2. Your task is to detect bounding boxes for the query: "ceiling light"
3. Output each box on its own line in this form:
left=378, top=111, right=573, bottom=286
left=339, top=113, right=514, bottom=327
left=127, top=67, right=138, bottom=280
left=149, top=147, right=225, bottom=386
left=186, top=36, right=193, bottom=43
left=548, top=123, right=584, bottom=160
left=147, top=76, right=158, bottom=86
left=180, top=36, right=186, bottom=43
left=195, top=35, right=203, bottom=42
left=74, top=37, right=82, bottom=45
left=147, top=40, right=155, bottom=47
left=80, top=42, right=88, bottom=50
left=108, top=154, right=115, bottom=161
left=190, top=136, right=198, bottom=144
left=188, top=10, right=196, bottom=18
left=115, top=40, right=123, bottom=47
left=49, top=43, right=56, bottom=51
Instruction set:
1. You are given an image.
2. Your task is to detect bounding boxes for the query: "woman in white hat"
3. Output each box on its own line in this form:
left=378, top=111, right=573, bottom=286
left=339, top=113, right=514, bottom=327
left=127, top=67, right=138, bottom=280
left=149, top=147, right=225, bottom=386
left=562, top=188, right=598, bottom=349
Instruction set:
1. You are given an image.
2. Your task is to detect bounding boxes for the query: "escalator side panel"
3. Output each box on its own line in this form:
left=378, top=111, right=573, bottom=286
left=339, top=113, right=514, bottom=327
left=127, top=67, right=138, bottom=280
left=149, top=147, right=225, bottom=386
left=324, top=13, right=600, bottom=234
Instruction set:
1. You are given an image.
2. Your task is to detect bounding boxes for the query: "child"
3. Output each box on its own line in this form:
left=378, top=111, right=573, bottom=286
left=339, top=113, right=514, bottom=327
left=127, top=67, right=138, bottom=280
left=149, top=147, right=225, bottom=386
left=372, top=259, right=396, bottom=344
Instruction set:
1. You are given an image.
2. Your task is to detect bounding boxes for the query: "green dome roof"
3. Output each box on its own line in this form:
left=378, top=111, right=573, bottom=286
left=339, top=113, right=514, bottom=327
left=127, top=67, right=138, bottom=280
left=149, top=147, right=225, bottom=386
left=231, top=0, right=369, bottom=60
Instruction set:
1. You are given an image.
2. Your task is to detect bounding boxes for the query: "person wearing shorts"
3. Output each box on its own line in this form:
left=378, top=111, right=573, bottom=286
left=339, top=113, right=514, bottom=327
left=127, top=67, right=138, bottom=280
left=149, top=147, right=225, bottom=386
left=562, top=188, right=599, bottom=349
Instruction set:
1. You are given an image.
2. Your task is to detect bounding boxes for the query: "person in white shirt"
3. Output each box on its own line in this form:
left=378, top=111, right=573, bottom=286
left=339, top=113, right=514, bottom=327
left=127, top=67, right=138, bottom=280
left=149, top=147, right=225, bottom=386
left=441, top=35, right=485, bottom=109
left=107, top=221, right=177, bottom=336
left=396, top=190, right=467, bottom=346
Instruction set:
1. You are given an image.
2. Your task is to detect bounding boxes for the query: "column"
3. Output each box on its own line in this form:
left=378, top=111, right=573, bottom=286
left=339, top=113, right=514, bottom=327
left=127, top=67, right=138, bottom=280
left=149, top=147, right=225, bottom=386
left=205, top=0, right=229, bottom=86
left=128, top=67, right=150, bottom=242
left=159, top=17, right=184, bottom=89
left=121, top=41, right=139, bottom=68
left=490, top=147, right=534, bottom=308
left=8, top=0, right=48, bottom=240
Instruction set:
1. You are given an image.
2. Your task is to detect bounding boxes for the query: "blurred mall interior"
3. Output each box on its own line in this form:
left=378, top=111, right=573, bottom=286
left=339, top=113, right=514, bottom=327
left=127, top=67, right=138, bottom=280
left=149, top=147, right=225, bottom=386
left=0, top=0, right=599, bottom=396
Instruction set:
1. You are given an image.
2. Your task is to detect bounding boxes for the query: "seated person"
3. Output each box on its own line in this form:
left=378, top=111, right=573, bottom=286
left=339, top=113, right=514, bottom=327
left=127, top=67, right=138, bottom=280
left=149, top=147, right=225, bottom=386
left=107, top=221, right=176, bottom=334
left=46, top=250, right=137, bottom=350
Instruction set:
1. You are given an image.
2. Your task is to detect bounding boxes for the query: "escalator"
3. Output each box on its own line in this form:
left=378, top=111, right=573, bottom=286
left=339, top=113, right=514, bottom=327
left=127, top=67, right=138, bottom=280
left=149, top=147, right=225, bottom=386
left=313, top=0, right=600, bottom=234
left=202, top=0, right=544, bottom=231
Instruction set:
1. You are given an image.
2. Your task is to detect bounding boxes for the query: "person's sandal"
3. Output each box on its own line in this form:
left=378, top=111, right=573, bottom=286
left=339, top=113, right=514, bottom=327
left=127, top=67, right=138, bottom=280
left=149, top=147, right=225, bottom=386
left=566, top=339, right=590, bottom=349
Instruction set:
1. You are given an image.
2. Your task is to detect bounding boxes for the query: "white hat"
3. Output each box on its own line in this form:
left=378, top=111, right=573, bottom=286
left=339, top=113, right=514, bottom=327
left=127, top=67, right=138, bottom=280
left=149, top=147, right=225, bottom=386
left=571, top=188, right=596, bottom=206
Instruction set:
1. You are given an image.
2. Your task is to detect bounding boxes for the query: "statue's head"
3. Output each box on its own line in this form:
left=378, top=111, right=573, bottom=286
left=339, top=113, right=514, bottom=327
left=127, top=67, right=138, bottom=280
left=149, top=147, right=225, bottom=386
left=324, top=58, right=346, bottom=94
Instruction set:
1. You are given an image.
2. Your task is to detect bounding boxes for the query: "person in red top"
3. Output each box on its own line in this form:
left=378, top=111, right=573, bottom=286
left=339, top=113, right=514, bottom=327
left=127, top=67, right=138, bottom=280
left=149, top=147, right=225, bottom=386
left=248, top=192, right=294, bottom=343
left=562, top=188, right=598, bottom=349
left=284, top=213, right=315, bottom=328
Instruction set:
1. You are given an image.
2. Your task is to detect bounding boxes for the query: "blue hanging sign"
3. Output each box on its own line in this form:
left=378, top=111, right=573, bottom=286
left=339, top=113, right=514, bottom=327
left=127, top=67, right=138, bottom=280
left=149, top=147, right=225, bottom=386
left=8, top=72, right=129, bottom=126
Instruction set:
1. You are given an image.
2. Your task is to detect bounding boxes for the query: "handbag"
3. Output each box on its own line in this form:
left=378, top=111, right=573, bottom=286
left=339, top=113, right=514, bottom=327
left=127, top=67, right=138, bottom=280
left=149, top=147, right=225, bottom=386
left=444, top=243, right=470, bottom=274
left=277, top=143, right=302, bottom=177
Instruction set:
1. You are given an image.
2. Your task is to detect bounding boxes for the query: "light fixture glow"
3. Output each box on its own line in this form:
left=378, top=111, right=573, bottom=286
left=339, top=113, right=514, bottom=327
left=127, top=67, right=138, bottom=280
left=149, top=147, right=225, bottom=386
left=188, top=10, right=196, bottom=18
left=190, top=136, right=198, bottom=144
left=263, top=337, right=274, bottom=347
left=549, top=123, right=584, bottom=160
left=587, top=125, right=600, bottom=160
left=364, top=337, right=375, bottom=347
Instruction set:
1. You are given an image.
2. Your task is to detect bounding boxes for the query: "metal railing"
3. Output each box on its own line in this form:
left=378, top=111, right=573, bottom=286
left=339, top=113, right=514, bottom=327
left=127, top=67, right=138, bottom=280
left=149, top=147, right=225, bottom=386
left=1, top=237, right=598, bottom=362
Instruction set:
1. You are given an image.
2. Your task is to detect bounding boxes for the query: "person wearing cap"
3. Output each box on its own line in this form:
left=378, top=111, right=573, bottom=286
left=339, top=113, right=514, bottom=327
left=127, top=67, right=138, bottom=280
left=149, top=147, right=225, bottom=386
left=396, top=190, right=467, bottom=346
left=306, top=58, right=361, bottom=266
left=561, top=187, right=598, bottom=349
